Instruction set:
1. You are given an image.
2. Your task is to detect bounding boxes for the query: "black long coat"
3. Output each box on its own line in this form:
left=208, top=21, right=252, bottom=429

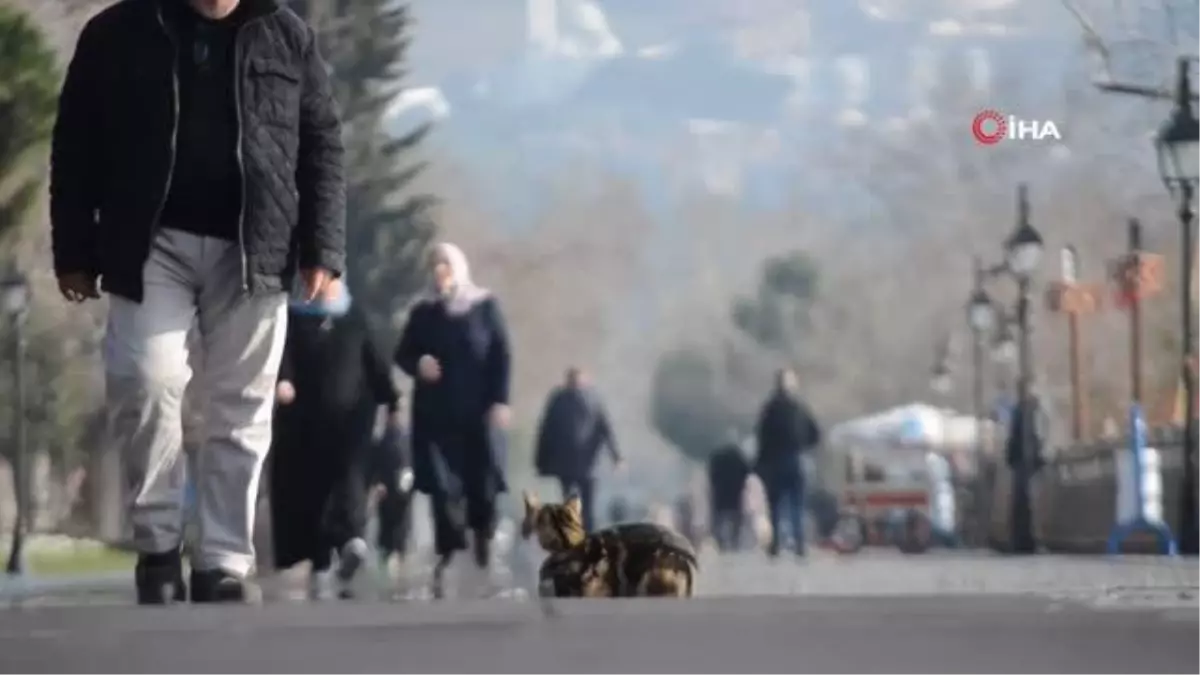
left=707, top=444, right=751, bottom=512
left=269, top=303, right=398, bottom=570
left=393, top=295, right=511, bottom=499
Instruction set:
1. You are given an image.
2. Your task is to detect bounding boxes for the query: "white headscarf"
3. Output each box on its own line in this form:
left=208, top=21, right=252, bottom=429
left=431, top=242, right=491, bottom=315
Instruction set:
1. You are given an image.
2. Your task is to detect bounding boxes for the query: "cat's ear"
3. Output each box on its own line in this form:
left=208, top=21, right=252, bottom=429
left=565, top=494, right=582, bottom=519
left=522, top=490, right=540, bottom=515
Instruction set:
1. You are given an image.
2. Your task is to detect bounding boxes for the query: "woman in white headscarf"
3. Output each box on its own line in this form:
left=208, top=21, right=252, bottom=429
left=394, top=242, right=512, bottom=597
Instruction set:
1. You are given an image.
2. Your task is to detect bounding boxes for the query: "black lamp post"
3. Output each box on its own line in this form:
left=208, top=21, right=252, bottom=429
left=1155, top=58, right=1200, bottom=555
left=967, top=258, right=997, bottom=458
left=1003, top=184, right=1044, bottom=554
left=2, top=271, right=30, bottom=576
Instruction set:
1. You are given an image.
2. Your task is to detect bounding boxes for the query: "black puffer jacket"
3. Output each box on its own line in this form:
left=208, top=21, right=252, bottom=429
left=49, top=0, right=345, bottom=302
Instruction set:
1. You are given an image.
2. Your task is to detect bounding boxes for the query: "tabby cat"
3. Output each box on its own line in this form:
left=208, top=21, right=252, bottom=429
left=521, top=491, right=698, bottom=598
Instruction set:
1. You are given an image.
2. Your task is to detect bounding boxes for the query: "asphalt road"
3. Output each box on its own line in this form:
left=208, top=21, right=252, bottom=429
left=0, top=594, right=1196, bottom=674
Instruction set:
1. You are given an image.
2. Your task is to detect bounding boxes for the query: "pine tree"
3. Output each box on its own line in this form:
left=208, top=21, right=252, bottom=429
left=292, top=0, right=437, bottom=337
left=0, top=4, right=59, bottom=246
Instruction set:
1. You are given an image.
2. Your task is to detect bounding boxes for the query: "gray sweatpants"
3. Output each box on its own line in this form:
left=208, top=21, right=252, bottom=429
left=104, top=229, right=287, bottom=577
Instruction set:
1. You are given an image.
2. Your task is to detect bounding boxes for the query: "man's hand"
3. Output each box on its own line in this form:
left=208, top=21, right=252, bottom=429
left=299, top=267, right=334, bottom=302
left=489, top=403, right=511, bottom=429
left=57, top=272, right=100, bottom=303
left=276, top=380, right=296, bottom=405
left=417, top=355, right=441, bottom=382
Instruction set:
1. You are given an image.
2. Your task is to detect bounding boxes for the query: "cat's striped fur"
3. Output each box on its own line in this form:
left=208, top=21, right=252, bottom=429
left=521, top=491, right=698, bottom=598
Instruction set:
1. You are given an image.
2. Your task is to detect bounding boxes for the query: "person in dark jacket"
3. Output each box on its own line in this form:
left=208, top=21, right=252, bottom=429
left=394, top=242, right=512, bottom=598
left=49, top=0, right=345, bottom=605
left=534, top=367, right=624, bottom=532
left=707, top=430, right=751, bottom=552
left=1004, top=392, right=1047, bottom=554
left=270, top=280, right=399, bottom=600
left=754, top=367, right=822, bottom=558
left=370, top=407, right=415, bottom=569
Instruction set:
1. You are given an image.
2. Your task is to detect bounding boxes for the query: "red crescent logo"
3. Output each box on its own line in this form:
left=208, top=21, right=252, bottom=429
left=972, top=109, right=1007, bottom=145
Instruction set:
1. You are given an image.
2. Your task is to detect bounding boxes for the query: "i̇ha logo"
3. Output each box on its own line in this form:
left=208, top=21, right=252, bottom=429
left=972, top=109, right=1061, bottom=145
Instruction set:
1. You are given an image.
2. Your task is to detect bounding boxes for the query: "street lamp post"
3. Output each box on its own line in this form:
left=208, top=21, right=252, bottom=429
left=2, top=272, right=30, bottom=576
left=967, top=258, right=997, bottom=458
left=1004, top=184, right=1044, bottom=554
left=1155, top=58, right=1200, bottom=555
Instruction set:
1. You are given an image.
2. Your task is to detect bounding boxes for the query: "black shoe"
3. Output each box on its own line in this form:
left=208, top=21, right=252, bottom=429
left=472, top=532, right=491, bottom=569
left=135, top=552, right=187, bottom=605
left=189, top=569, right=248, bottom=603
left=432, top=553, right=452, bottom=600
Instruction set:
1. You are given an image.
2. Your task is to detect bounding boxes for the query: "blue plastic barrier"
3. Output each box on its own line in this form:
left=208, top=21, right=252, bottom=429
left=1105, top=404, right=1178, bottom=555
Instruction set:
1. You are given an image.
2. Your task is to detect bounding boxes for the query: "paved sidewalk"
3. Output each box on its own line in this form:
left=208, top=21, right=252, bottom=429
left=5, top=550, right=1196, bottom=613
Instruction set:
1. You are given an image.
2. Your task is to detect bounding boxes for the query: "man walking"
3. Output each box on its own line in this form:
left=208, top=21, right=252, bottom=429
left=50, top=0, right=345, bottom=604
left=754, top=368, right=822, bottom=558
left=534, top=367, right=623, bottom=532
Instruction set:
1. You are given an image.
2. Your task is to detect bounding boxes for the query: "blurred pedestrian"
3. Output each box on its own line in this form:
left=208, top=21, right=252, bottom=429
left=49, top=0, right=346, bottom=604
left=533, top=366, right=624, bottom=532
left=707, top=430, right=751, bottom=552
left=607, top=496, right=630, bottom=527
left=1004, top=391, right=1047, bottom=554
left=270, top=280, right=399, bottom=600
left=394, top=242, right=512, bottom=598
left=754, top=367, right=822, bottom=558
left=371, top=407, right=415, bottom=572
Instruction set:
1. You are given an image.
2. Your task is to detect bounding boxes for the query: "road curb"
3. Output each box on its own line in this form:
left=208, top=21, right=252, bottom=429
left=0, top=574, right=129, bottom=603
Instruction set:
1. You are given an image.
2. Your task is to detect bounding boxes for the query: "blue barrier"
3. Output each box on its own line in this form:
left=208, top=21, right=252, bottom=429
left=1106, top=404, right=1178, bottom=555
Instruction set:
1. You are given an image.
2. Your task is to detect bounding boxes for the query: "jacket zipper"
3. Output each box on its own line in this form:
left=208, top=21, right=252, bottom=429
left=152, top=7, right=181, bottom=237
left=230, top=12, right=275, bottom=294
left=232, top=26, right=249, bottom=293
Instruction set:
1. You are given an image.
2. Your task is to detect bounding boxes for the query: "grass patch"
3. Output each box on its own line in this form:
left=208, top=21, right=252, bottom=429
left=25, top=544, right=135, bottom=577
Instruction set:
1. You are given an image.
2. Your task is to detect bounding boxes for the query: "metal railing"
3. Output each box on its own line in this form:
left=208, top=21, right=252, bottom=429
left=978, top=429, right=1189, bottom=553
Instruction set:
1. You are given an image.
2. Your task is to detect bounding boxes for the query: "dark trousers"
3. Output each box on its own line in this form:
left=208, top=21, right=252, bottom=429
left=376, top=490, right=412, bottom=558
left=765, top=470, right=807, bottom=556
left=1010, top=462, right=1037, bottom=553
left=425, top=427, right=501, bottom=560
left=711, top=504, right=743, bottom=552
left=431, top=486, right=497, bottom=559
left=558, top=477, right=596, bottom=532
